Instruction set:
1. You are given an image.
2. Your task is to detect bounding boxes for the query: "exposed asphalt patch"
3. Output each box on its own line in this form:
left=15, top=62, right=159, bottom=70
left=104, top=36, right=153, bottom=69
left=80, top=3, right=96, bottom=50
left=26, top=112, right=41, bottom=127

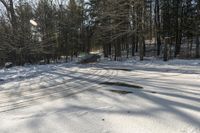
left=109, top=90, right=133, bottom=95
left=103, top=67, right=132, bottom=71
left=100, top=82, right=143, bottom=89
left=150, top=91, right=157, bottom=94
left=108, top=89, right=158, bottom=95
left=101, top=82, right=159, bottom=95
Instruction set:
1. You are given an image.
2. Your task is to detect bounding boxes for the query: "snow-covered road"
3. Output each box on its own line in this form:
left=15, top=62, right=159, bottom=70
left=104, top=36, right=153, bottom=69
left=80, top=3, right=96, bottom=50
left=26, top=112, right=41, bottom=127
left=0, top=59, right=199, bottom=133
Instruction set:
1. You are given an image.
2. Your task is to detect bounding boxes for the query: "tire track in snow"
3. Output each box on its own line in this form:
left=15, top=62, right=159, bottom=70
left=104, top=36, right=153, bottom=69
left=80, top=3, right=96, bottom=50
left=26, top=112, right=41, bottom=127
left=0, top=67, right=100, bottom=105
left=0, top=66, right=90, bottom=92
left=0, top=68, right=117, bottom=113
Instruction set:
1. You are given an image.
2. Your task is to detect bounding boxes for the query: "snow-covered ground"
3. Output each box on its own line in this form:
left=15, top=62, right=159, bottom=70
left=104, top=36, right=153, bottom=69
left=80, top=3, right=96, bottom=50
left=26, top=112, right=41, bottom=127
left=0, top=59, right=200, bottom=133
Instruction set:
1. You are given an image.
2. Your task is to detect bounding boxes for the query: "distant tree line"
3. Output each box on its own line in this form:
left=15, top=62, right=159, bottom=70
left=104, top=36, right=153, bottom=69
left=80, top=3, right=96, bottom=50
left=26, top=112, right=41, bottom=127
left=0, top=0, right=199, bottom=66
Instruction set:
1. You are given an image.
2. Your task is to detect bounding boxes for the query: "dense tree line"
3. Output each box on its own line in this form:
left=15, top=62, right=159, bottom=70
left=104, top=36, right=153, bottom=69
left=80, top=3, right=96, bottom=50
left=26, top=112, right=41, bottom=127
left=0, top=0, right=199, bottom=66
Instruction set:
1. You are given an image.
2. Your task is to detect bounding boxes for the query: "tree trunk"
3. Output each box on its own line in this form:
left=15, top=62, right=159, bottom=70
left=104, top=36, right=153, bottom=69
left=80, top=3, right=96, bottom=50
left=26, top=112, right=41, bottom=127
left=138, top=0, right=145, bottom=61
left=136, top=36, right=138, bottom=52
left=174, top=0, right=182, bottom=57
left=155, top=0, right=161, bottom=56
left=196, top=0, right=200, bottom=58
left=196, top=36, right=200, bottom=58
left=126, top=37, right=129, bottom=58
left=143, top=37, right=146, bottom=56
left=132, top=35, right=136, bottom=56
left=164, top=37, right=170, bottom=61
left=108, top=43, right=112, bottom=57
left=103, top=44, right=108, bottom=58
left=139, top=36, right=144, bottom=61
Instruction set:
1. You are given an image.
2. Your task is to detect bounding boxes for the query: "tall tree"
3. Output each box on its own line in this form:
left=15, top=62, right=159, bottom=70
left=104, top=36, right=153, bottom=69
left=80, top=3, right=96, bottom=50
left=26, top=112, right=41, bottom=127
left=155, top=0, right=162, bottom=56
left=195, top=0, right=200, bottom=58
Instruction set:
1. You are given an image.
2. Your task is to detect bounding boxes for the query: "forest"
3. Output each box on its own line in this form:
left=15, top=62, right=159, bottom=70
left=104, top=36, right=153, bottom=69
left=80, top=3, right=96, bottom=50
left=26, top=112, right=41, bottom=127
left=0, top=0, right=199, bottom=66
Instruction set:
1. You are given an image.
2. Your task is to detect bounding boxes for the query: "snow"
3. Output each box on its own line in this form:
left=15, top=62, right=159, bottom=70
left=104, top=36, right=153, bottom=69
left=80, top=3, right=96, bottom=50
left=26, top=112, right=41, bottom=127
left=0, top=59, right=200, bottom=133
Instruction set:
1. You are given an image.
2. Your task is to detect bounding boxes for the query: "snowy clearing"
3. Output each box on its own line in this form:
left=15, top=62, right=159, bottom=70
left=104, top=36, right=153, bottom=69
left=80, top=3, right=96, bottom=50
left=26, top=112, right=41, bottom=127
left=0, top=59, right=200, bottom=133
